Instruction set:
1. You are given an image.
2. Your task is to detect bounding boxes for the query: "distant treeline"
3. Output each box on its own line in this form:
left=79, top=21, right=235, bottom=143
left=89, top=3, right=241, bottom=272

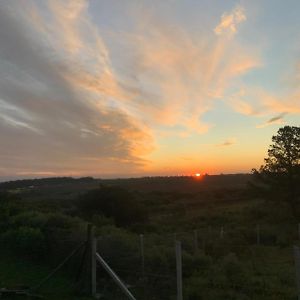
left=0, top=176, right=95, bottom=190
left=0, top=173, right=253, bottom=192
left=102, top=173, right=253, bottom=192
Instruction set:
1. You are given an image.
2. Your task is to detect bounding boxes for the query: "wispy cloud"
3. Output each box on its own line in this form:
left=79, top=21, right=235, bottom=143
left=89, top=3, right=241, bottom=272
left=216, top=137, right=237, bottom=147
left=214, top=5, right=246, bottom=36
left=256, top=113, right=287, bottom=128
left=0, top=0, right=153, bottom=177
left=112, top=3, right=258, bottom=135
left=229, top=88, right=300, bottom=119
left=0, top=1, right=260, bottom=177
left=229, top=89, right=263, bottom=116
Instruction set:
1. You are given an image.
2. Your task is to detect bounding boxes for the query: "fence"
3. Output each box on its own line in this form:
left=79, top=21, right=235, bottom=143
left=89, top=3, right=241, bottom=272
left=90, top=224, right=300, bottom=299
left=22, top=223, right=300, bottom=299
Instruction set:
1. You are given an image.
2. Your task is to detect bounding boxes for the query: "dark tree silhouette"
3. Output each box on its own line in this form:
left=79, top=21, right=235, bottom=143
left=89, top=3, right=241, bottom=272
left=251, top=126, right=300, bottom=217
left=77, top=186, right=148, bottom=227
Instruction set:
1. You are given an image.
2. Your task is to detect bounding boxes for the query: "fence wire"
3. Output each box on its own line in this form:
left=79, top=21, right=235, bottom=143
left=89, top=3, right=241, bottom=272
left=94, top=226, right=299, bottom=300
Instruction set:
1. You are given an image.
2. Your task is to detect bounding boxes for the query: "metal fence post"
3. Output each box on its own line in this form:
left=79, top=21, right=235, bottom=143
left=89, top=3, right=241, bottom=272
left=194, top=230, right=198, bottom=253
left=220, top=226, right=224, bottom=239
left=91, top=237, right=97, bottom=297
left=294, top=246, right=300, bottom=300
left=256, top=224, right=261, bottom=245
left=87, top=224, right=96, bottom=297
left=95, top=253, right=137, bottom=300
left=175, top=240, right=183, bottom=300
left=140, top=234, right=145, bottom=278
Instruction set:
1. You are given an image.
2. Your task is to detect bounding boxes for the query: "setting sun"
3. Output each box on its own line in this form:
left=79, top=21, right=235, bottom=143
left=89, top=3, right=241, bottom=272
left=1, top=1, right=300, bottom=298
left=1, top=1, right=299, bottom=180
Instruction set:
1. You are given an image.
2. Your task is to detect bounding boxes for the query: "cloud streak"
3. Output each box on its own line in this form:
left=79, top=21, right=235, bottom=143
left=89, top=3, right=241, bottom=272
left=256, top=113, right=287, bottom=128
left=229, top=88, right=300, bottom=119
left=0, top=0, right=153, bottom=177
left=110, top=3, right=259, bottom=135
left=216, top=137, right=237, bottom=147
left=0, top=1, right=261, bottom=177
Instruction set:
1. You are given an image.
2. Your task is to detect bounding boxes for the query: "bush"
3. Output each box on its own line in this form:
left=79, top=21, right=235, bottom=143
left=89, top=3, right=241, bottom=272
left=0, top=192, right=10, bottom=231
left=92, top=214, right=114, bottom=227
left=77, top=186, right=148, bottom=227
left=221, top=253, right=246, bottom=285
left=1, top=226, right=46, bottom=258
left=10, top=211, right=48, bottom=229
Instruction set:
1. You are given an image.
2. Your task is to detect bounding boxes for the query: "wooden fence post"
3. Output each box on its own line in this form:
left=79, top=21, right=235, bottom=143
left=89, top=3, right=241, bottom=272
left=175, top=240, right=183, bottom=300
left=294, top=246, right=300, bottom=300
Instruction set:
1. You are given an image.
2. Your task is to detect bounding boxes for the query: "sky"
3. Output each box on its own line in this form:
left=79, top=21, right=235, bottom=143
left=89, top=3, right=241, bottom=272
left=0, top=0, right=299, bottom=180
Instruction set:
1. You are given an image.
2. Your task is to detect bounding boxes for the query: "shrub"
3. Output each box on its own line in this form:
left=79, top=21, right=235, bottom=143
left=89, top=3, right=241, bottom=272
left=1, top=226, right=46, bottom=258
left=0, top=192, right=10, bottom=231
left=10, top=211, right=48, bottom=229
left=77, top=186, right=148, bottom=227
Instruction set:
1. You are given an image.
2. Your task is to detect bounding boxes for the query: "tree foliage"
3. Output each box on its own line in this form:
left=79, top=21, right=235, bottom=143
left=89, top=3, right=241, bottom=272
left=77, top=186, right=148, bottom=227
left=263, top=125, right=300, bottom=172
left=251, top=126, right=300, bottom=215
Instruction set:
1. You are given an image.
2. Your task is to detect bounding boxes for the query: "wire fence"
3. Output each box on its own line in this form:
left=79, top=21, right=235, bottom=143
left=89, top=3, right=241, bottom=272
left=94, top=225, right=299, bottom=300
left=9, top=224, right=298, bottom=299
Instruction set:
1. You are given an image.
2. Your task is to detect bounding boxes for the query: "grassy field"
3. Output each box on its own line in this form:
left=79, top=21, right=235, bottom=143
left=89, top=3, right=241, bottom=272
left=0, top=252, right=93, bottom=300
left=0, top=175, right=299, bottom=299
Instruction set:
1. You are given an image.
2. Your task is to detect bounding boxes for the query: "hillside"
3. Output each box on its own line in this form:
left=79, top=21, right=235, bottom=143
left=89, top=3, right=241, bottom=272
left=0, top=174, right=298, bottom=299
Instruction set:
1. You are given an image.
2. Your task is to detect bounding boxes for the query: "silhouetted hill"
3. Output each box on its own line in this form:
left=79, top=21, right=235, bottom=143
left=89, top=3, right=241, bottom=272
left=101, top=174, right=252, bottom=192
left=0, top=176, right=95, bottom=190
left=0, top=173, right=252, bottom=193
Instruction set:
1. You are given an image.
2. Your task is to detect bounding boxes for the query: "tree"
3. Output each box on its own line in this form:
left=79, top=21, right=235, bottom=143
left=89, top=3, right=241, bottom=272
left=251, top=126, right=300, bottom=217
left=77, top=186, right=148, bottom=227
left=0, top=192, right=10, bottom=231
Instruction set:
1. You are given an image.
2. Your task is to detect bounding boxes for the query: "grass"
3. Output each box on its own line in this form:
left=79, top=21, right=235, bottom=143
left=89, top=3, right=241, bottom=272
left=0, top=253, right=93, bottom=300
left=1, top=175, right=299, bottom=299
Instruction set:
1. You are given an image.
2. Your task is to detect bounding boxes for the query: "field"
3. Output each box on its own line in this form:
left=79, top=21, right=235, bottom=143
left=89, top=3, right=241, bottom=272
left=0, top=175, right=299, bottom=299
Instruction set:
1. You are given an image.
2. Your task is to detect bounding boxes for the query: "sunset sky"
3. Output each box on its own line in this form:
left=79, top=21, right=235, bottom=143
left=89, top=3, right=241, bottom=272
left=0, top=0, right=299, bottom=180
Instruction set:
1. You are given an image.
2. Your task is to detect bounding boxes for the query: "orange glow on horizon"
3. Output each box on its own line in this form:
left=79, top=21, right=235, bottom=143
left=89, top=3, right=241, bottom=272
left=193, top=172, right=204, bottom=180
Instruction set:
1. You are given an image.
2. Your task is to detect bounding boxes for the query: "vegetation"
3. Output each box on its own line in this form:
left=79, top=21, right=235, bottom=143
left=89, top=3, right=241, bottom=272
left=0, top=126, right=299, bottom=299
left=77, top=186, right=148, bottom=227
left=252, top=125, right=300, bottom=217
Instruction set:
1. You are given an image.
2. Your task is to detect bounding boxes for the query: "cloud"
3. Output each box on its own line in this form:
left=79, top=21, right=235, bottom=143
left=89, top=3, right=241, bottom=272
left=268, top=113, right=287, bottom=123
left=0, top=1, right=260, bottom=177
left=256, top=113, right=287, bottom=128
left=229, top=89, right=262, bottom=116
left=214, top=5, right=246, bottom=36
left=262, top=92, right=300, bottom=114
left=111, top=3, right=258, bottom=135
left=227, top=49, right=300, bottom=120
left=229, top=88, right=300, bottom=118
left=216, top=137, right=237, bottom=147
left=0, top=0, right=153, bottom=177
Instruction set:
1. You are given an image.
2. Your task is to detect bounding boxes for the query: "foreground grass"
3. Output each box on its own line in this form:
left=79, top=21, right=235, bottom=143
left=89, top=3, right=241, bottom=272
left=0, top=253, right=92, bottom=300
